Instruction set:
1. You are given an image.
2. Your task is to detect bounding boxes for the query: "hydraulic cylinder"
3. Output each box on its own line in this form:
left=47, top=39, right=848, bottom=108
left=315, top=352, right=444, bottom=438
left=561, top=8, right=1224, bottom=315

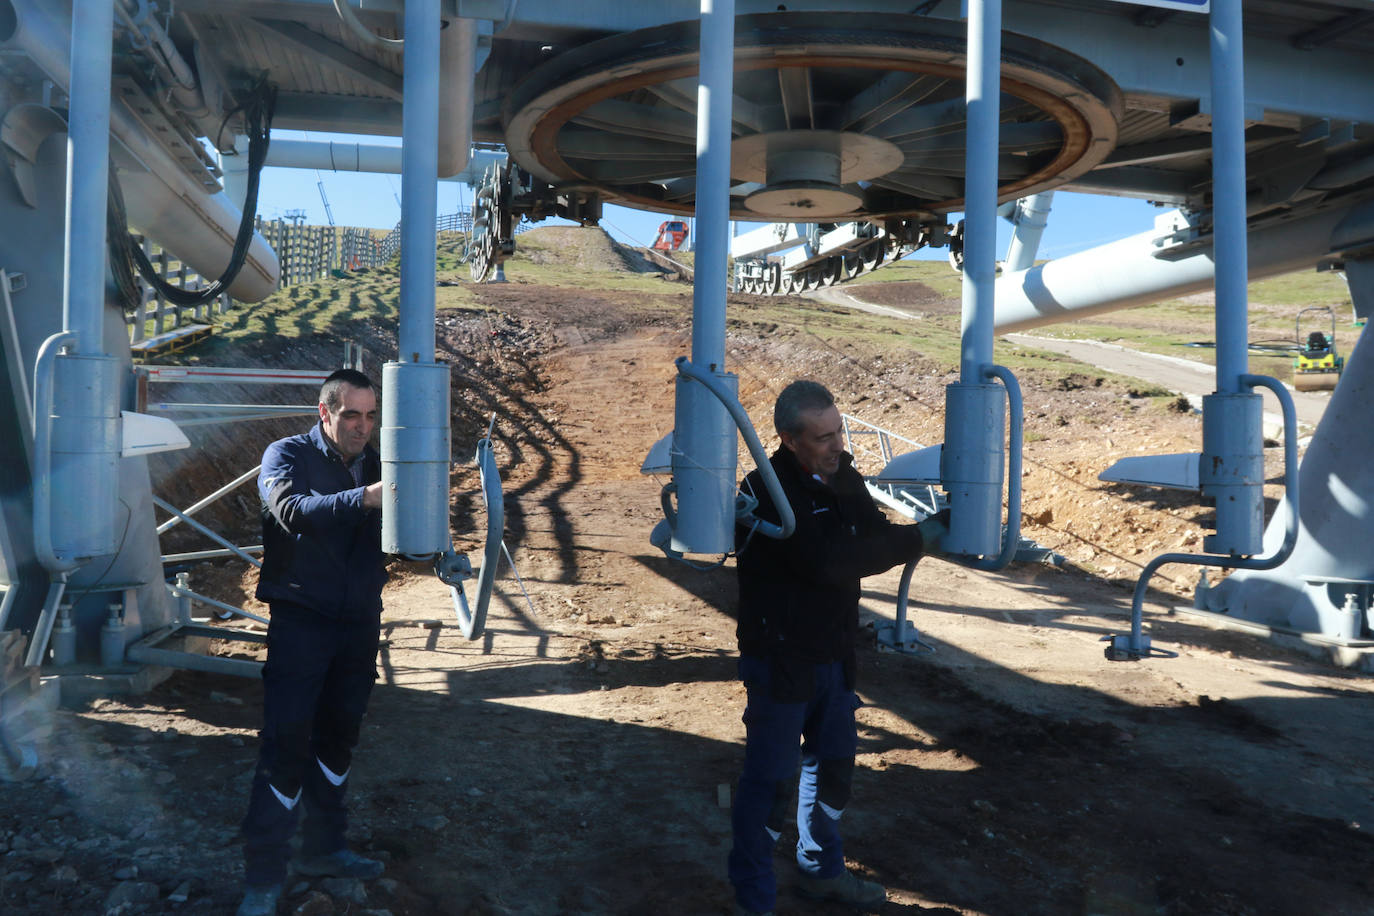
left=380, top=361, right=451, bottom=556
left=49, top=352, right=121, bottom=561
left=671, top=369, right=738, bottom=555
left=1200, top=391, right=1264, bottom=556
left=941, top=382, right=1006, bottom=557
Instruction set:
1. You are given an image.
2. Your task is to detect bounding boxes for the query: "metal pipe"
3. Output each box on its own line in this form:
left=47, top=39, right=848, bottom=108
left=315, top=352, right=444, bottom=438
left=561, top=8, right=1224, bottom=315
left=150, top=495, right=263, bottom=569
left=62, top=0, right=114, bottom=353
left=1210, top=0, right=1249, bottom=394
left=0, top=585, right=16, bottom=631
left=166, top=412, right=315, bottom=428
left=262, top=140, right=502, bottom=186
left=1003, top=192, right=1054, bottom=272
left=675, top=356, right=795, bottom=540
left=1113, top=374, right=1299, bottom=659
left=331, top=0, right=403, bottom=51
left=23, top=576, right=68, bottom=668
left=665, top=0, right=738, bottom=556
left=31, top=331, right=79, bottom=573
left=149, top=404, right=315, bottom=413
left=164, top=583, right=269, bottom=625
left=162, top=546, right=263, bottom=564
left=963, top=364, right=1023, bottom=572
left=992, top=200, right=1373, bottom=332
left=398, top=0, right=440, bottom=363
left=155, top=465, right=262, bottom=535
left=691, top=0, right=734, bottom=372
left=960, top=0, right=1001, bottom=380
left=437, top=17, right=476, bottom=178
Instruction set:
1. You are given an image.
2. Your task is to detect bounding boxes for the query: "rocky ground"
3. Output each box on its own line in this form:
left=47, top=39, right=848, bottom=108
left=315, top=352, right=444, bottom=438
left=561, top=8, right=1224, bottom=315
left=3, top=228, right=1374, bottom=915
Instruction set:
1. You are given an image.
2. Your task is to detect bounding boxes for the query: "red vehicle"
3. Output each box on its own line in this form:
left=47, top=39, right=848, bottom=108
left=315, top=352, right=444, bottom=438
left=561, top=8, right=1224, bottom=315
left=652, top=220, right=689, bottom=250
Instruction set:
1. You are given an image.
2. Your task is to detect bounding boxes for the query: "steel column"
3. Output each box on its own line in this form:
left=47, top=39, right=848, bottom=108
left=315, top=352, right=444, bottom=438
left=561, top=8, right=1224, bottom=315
left=61, top=0, right=112, bottom=353
left=382, top=0, right=451, bottom=557
left=398, top=0, right=440, bottom=364
left=40, top=0, right=121, bottom=572
left=1210, top=0, right=1249, bottom=394
left=940, top=0, right=1006, bottom=558
left=1201, top=0, right=1264, bottom=556
left=670, top=0, right=738, bottom=555
left=689, top=0, right=733, bottom=374
left=959, top=0, right=1000, bottom=381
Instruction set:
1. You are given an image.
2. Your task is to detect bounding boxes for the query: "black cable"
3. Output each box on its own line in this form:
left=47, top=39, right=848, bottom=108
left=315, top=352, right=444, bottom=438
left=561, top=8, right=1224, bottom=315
left=119, top=77, right=277, bottom=308
left=107, top=164, right=142, bottom=314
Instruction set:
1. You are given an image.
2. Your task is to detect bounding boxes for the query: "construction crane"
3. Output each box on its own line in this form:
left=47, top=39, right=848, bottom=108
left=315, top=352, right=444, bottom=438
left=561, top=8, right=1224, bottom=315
left=316, top=177, right=335, bottom=227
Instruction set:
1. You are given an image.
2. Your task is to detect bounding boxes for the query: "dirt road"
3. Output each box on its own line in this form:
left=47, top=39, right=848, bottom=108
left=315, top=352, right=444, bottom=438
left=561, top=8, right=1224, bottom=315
left=812, top=284, right=1332, bottom=433
left=4, top=239, right=1374, bottom=915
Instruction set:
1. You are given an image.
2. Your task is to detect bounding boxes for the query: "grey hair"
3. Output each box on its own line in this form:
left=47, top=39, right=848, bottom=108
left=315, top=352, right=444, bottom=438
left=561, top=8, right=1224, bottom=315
left=773, top=379, right=835, bottom=436
left=319, top=368, right=376, bottom=414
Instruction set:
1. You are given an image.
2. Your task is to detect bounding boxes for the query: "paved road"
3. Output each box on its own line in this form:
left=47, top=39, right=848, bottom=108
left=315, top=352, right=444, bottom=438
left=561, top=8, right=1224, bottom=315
left=809, top=285, right=1330, bottom=434
left=1005, top=334, right=1331, bottom=433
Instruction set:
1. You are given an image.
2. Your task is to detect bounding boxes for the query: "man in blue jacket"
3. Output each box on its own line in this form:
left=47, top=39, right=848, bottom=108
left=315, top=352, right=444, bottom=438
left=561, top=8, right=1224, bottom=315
left=729, top=380, right=948, bottom=916
left=237, top=368, right=389, bottom=916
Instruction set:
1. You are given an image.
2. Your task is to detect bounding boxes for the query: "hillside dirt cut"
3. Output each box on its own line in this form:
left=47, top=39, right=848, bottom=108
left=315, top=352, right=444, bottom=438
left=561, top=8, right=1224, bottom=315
left=3, top=229, right=1374, bottom=916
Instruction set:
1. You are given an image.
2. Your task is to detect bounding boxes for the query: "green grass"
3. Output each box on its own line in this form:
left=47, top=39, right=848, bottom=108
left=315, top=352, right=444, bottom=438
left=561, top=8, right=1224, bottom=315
left=160, top=223, right=1357, bottom=396
left=846, top=257, right=964, bottom=299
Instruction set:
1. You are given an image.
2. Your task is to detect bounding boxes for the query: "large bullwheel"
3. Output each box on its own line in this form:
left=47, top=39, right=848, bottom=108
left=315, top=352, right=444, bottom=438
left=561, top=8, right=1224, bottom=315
left=469, top=162, right=514, bottom=283
left=502, top=12, right=1122, bottom=224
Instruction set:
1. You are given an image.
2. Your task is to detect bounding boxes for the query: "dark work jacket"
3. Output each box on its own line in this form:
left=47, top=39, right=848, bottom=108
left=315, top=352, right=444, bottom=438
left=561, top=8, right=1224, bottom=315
left=735, top=447, right=925, bottom=698
left=255, top=423, right=387, bottom=620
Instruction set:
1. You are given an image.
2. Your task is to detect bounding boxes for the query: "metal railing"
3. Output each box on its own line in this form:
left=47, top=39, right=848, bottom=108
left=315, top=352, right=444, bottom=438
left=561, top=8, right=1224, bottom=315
left=840, top=413, right=944, bottom=519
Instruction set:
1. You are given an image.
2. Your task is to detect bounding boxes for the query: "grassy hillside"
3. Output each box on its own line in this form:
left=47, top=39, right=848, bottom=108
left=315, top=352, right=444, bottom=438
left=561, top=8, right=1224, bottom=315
left=172, top=224, right=1357, bottom=397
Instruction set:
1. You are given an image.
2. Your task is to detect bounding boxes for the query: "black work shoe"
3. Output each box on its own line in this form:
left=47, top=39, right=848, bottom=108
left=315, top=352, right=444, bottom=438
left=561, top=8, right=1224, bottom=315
left=730, top=900, right=774, bottom=916
left=235, top=884, right=282, bottom=916
left=796, top=869, right=886, bottom=910
left=294, top=848, right=384, bottom=879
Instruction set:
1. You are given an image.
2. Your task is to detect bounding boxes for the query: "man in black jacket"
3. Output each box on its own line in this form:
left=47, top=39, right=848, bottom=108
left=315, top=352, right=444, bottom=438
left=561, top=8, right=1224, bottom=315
left=728, top=380, right=947, bottom=916
left=237, top=369, right=389, bottom=916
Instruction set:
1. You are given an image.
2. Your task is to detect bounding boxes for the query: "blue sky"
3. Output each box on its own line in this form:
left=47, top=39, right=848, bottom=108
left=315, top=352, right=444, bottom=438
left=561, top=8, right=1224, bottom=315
left=254, top=132, right=1166, bottom=264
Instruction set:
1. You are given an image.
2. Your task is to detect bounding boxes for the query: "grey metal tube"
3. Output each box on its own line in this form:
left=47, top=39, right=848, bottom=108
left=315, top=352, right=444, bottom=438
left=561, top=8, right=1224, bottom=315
left=964, top=364, right=1023, bottom=572
left=155, top=465, right=262, bottom=535
left=451, top=436, right=503, bottom=640
left=675, top=357, right=795, bottom=540
left=331, top=0, right=403, bottom=51
left=31, top=331, right=79, bottom=573
left=0, top=585, right=15, bottom=632
left=398, top=0, right=439, bottom=363
left=165, top=583, right=269, bottom=625
left=1003, top=192, right=1054, bottom=273
left=23, top=576, right=68, bottom=668
left=126, top=639, right=265, bottom=678
left=691, top=0, right=734, bottom=371
left=162, top=546, right=264, bottom=564
left=991, top=201, right=1370, bottom=333
left=437, top=17, right=476, bottom=178
left=1210, top=0, right=1249, bottom=393
left=62, top=0, right=113, bottom=353
left=263, top=139, right=502, bottom=186
left=151, top=496, right=263, bottom=569
left=1116, top=374, right=1299, bottom=658
left=960, top=0, right=1000, bottom=380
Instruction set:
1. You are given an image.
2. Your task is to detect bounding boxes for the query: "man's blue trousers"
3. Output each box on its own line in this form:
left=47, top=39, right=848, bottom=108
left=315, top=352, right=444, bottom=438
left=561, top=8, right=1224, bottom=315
left=728, top=657, right=859, bottom=913
left=241, top=605, right=380, bottom=887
